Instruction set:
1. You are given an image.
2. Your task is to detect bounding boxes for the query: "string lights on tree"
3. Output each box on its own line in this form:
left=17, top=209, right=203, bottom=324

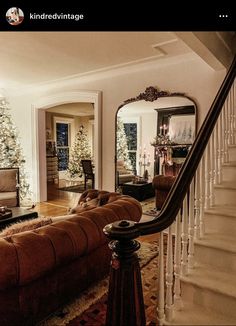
left=67, top=125, right=92, bottom=178
left=0, top=97, right=30, bottom=201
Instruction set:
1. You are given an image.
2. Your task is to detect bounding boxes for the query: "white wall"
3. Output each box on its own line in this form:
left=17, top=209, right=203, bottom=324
left=6, top=54, right=225, bottom=198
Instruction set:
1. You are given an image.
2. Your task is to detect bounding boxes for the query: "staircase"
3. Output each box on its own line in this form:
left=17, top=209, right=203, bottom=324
left=104, top=58, right=236, bottom=326
left=171, top=145, right=236, bottom=325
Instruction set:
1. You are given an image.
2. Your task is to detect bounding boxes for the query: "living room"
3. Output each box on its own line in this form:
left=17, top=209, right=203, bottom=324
left=0, top=32, right=233, bottom=202
left=0, top=31, right=235, bottom=325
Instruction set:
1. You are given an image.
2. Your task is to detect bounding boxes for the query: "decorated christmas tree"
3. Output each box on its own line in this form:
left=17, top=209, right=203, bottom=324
left=0, top=97, right=30, bottom=200
left=67, top=125, right=92, bottom=178
left=116, top=117, right=132, bottom=170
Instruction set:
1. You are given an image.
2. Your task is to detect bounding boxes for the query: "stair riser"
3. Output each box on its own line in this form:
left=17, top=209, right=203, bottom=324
left=222, top=166, right=236, bottom=182
left=214, top=188, right=236, bottom=206
left=204, top=214, right=236, bottom=237
left=229, top=147, right=236, bottom=161
left=181, top=281, right=236, bottom=319
left=194, top=244, right=236, bottom=273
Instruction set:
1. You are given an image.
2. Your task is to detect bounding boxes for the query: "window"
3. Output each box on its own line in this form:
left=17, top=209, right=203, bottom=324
left=123, top=123, right=137, bottom=171
left=56, top=122, right=70, bottom=171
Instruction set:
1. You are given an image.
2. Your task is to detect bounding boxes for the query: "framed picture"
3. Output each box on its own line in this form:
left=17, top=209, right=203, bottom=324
left=168, top=114, right=195, bottom=144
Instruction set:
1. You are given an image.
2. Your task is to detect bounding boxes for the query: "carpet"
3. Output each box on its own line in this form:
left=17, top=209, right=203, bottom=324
left=141, top=198, right=160, bottom=218
left=38, top=240, right=160, bottom=326
left=58, top=184, right=92, bottom=193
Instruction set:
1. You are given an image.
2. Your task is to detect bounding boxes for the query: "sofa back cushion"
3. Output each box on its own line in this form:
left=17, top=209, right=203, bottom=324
left=0, top=169, right=18, bottom=192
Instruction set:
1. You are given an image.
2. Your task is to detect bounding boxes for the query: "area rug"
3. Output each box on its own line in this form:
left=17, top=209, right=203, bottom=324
left=58, top=184, right=92, bottom=193
left=141, top=198, right=160, bottom=218
left=38, top=240, right=160, bottom=326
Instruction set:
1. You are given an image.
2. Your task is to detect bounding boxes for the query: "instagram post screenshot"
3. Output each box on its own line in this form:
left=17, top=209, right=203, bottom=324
left=0, top=3, right=235, bottom=326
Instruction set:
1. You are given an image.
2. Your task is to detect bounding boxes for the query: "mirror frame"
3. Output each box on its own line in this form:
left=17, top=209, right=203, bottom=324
left=115, top=86, right=198, bottom=190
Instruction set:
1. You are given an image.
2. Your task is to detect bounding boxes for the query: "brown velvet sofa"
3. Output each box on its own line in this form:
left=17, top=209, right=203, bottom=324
left=0, top=190, right=142, bottom=325
left=152, top=175, right=176, bottom=209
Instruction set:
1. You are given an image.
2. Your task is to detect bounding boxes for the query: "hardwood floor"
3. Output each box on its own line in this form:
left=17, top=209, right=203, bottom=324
left=32, top=180, right=158, bottom=243
left=33, top=180, right=80, bottom=217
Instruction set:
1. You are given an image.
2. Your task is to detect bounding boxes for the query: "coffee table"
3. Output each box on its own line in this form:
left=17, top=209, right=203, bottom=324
left=0, top=207, right=38, bottom=230
left=121, top=182, right=155, bottom=201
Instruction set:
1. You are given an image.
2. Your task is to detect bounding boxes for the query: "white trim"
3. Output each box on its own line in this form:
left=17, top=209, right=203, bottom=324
left=31, top=90, right=102, bottom=202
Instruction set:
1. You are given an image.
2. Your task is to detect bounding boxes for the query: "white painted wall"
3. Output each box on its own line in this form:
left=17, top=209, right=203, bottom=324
left=6, top=54, right=225, bottom=198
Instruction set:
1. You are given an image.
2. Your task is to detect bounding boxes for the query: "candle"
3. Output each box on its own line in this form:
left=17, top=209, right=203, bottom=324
left=163, top=124, right=167, bottom=135
left=160, top=125, right=163, bottom=135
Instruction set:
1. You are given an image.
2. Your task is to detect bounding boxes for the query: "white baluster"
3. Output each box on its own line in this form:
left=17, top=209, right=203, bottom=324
left=157, top=231, right=165, bottom=326
left=195, top=166, right=201, bottom=239
left=188, top=180, right=195, bottom=269
left=232, top=83, right=236, bottom=144
left=205, top=145, right=210, bottom=209
left=199, top=157, right=205, bottom=237
left=210, top=134, right=215, bottom=206
left=165, top=225, right=173, bottom=322
left=223, top=103, right=229, bottom=162
left=216, top=119, right=222, bottom=184
left=219, top=112, right=225, bottom=165
left=174, top=211, right=182, bottom=310
left=229, top=91, right=234, bottom=145
left=181, top=196, right=188, bottom=276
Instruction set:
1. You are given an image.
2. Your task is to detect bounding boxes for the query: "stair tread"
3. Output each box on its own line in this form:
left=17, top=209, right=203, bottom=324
left=171, top=301, right=236, bottom=325
left=205, top=205, right=236, bottom=217
left=194, top=233, right=236, bottom=253
left=214, top=181, right=236, bottom=189
left=181, top=263, right=236, bottom=298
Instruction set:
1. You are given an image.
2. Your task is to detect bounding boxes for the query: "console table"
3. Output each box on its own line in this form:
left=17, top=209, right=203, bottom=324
left=0, top=207, right=38, bottom=230
left=121, top=182, right=155, bottom=201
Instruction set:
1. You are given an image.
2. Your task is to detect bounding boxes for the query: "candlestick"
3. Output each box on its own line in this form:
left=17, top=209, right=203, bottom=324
left=138, top=148, right=151, bottom=180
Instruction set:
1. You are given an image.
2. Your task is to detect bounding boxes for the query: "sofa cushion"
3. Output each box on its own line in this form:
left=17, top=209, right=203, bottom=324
left=0, top=192, right=18, bottom=207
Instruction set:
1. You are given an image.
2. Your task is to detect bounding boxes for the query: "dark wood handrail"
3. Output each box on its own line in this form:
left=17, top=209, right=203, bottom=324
left=104, top=55, right=236, bottom=240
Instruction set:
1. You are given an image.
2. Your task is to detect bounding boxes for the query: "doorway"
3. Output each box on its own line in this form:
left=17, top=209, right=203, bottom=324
left=32, top=91, right=102, bottom=202
left=45, top=103, right=94, bottom=200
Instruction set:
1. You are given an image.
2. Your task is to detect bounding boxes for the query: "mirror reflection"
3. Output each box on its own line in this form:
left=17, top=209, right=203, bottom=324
left=115, top=87, right=197, bottom=195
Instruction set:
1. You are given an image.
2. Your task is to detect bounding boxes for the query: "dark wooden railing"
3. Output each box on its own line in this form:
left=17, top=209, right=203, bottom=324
left=104, top=55, right=236, bottom=326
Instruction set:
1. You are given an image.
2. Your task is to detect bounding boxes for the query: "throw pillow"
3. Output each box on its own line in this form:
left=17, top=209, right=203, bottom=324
left=0, top=217, right=53, bottom=237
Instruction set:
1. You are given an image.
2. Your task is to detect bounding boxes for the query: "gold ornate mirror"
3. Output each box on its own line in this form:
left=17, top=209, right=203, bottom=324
left=115, top=86, right=197, bottom=193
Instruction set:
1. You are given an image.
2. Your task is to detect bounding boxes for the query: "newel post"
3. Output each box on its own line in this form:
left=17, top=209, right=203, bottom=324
left=103, top=220, right=145, bottom=326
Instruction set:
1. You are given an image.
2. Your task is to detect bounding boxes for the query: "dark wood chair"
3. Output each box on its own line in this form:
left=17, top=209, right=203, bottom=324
left=81, top=160, right=95, bottom=190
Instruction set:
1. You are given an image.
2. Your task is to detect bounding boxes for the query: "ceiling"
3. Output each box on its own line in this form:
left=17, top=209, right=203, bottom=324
left=0, top=32, right=192, bottom=90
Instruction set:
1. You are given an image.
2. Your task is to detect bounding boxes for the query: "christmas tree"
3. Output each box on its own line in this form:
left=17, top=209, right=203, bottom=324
left=116, top=117, right=132, bottom=170
left=0, top=97, right=30, bottom=200
left=67, top=125, right=92, bottom=178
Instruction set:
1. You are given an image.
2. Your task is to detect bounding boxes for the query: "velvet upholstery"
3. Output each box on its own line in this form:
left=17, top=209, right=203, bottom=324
left=0, top=168, right=20, bottom=207
left=0, top=190, right=142, bottom=325
left=152, top=175, right=176, bottom=209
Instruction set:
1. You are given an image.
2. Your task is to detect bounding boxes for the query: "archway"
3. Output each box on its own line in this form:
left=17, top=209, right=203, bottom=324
left=32, top=90, right=102, bottom=202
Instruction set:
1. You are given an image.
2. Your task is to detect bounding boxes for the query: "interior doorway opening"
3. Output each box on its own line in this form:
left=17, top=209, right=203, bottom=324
left=32, top=91, right=101, bottom=202
left=45, top=103, right=95, bottom=200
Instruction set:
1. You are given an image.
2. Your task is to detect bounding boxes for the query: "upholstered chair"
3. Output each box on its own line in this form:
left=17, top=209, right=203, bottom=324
left=0, top=168, right=20, bottom=207
left=152, top=175, right=176, bottom=210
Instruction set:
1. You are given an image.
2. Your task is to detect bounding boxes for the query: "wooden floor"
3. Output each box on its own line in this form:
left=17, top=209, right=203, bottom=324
left=33, top=180, right=158, bottom=243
